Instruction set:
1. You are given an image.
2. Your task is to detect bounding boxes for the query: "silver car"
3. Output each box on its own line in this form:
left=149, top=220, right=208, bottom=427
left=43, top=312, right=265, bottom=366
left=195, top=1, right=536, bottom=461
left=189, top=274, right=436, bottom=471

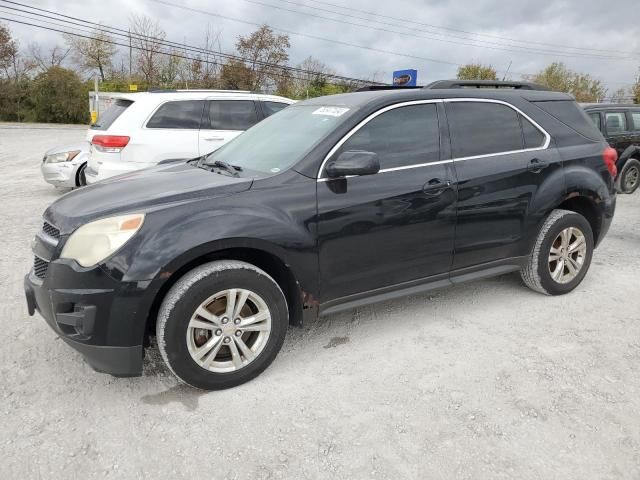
left=41, top=142, right=89, bottom=188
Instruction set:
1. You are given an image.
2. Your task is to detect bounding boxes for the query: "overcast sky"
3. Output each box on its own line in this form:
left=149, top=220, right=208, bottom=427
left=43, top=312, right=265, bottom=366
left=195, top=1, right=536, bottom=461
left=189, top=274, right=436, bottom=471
left=4, top=0, right=639, bottom=93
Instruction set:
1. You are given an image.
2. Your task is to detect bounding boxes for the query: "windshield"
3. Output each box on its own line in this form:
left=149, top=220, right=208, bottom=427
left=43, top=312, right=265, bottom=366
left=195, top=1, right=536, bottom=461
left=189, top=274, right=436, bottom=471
left=204, top=104, right=353, bottom=174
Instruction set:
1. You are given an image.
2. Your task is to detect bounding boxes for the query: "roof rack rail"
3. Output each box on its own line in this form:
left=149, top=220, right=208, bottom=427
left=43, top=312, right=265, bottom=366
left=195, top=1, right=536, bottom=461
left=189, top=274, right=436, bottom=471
left=147, top=89, right=252, bottom=93
left=424, top=80, right=548, bottom=91
left=356, top=85, right=423, bottom=92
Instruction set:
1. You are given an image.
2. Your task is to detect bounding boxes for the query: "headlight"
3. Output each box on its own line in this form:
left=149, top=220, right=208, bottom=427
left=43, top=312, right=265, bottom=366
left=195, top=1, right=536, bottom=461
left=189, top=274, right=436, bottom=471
left=44, top=150, right=81, bottom=163
left=60, top=214, right=145, bottom=267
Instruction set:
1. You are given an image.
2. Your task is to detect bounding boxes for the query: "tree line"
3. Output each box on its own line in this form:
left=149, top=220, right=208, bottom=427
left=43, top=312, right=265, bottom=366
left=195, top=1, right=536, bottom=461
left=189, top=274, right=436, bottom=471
left=456, top=62, right=640, bottom=104
left=1, top=17, right=639, bottom=124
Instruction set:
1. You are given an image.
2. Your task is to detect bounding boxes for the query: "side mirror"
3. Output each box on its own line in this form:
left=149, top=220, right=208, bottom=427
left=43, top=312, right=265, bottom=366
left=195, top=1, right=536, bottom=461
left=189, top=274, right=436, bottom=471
left=325, top=150, right=380, bottom=178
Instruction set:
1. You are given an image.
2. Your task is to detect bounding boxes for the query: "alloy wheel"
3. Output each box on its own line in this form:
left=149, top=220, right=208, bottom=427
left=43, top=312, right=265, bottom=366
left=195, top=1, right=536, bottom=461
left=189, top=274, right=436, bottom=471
left=548, top=227, right=587, bottom=284
left=186, top=288, right=272, bottom=373
left=624, top=165, right=639, bottom=192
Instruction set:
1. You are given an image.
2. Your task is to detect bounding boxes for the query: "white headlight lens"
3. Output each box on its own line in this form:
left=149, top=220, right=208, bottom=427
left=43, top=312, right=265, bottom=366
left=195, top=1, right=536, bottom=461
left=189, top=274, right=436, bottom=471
left=60, top=214, right=145, bottom=267
left=45, top=150, right=80, bottom=163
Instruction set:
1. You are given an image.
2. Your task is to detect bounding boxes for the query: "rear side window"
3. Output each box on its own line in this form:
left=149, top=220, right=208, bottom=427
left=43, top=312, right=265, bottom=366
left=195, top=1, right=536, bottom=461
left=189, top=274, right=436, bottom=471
left=588, top=112, right=602, bottom=132
left=631, top=111, right=640, bottom=131
left=533, top=100, right=602, bottom=140
left=206, top=100, right=258, bottom=130
left=447, top=102, right=523, bottom=158
left=92, top=99, right=133, bottom=130
left=147, top=100, right=204, bottom=129
left=337, top=103, right=440, bottom=170
left=520, top=115, right=546, bottom=149
left=262, top=101, right=289, bottom=117
left=605, top=112, right=627, bottom=134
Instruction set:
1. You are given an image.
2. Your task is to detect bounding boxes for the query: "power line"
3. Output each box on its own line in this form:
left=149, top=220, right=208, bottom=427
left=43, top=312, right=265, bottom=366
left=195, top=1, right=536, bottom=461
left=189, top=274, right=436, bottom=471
left=295, top=0, right=640, bottom=56
left=237, top=0, right=639, bottom=61
left=0, top=1, right=384, bottom=86
left=146, top=0, right=497, bottom=72
left=0, top=15, right=372, bottom=88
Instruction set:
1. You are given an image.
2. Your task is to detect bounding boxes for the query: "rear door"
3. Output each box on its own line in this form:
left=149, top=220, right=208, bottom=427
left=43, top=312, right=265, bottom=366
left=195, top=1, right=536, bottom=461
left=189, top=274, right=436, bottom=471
left=604, top=110, right=633, bottom=156
left=136, top=100, right=204, bottom=164
left=198, top=99, right=260, bottom=155
left=316, top=101, right=458, bottom=302
left=445, top=99, right=559, bottom=270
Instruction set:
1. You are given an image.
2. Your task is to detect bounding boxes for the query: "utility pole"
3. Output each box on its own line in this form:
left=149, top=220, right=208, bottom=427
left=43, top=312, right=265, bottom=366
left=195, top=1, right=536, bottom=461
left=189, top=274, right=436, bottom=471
left=128, top=29, right=132, bottom=80
left=502, top=61, right=512, bottom=81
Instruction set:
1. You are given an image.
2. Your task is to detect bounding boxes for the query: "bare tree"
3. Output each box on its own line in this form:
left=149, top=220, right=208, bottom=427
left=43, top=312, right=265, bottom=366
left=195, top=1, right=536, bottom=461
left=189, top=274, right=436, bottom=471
left=130, top=14, right=166, bottom=86
left=64, top=29, right=117, bottom=81
left=29, top=43, right=70, bottom=72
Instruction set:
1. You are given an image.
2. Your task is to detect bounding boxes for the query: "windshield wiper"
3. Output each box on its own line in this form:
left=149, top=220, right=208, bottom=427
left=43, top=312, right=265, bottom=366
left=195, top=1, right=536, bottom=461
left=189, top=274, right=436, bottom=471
left=205, top=160, right=243, bottom=177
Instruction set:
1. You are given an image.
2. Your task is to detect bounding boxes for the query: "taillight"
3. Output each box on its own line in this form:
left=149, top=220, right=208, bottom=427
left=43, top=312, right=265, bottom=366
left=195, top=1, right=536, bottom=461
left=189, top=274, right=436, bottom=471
left=91, top=135, right=130, bottom=153
left=602, top=147, right=618, bottom=178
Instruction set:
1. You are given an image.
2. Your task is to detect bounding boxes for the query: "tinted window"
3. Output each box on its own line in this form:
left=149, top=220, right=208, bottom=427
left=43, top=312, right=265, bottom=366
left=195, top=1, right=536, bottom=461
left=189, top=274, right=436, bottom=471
left=263, top=101, right=289, bottom=117
left=336, top=104, right=440, bottom=170
left=588, top=112, right=602, bottom=132
left=629, top=111, right=640, bottom=131
left=521, top=114, right=546, bottom=148
left=533, top=100, right=602, bottom=140
left=92, top=99, right=133, bottom=130
left=147, top=100, right=204, bottom=129
left=207, top=100, right=258, bottom=130
left=447, top=102, right=522, bottom=158
left=605, top=112, right=627, bottom=134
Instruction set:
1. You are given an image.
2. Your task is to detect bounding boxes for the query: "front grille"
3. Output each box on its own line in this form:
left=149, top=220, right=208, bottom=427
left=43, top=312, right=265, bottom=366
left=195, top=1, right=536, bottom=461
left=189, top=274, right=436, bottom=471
left=33, top=256, right=49, bottom=279
left=42, top=221, right=60, bottom=239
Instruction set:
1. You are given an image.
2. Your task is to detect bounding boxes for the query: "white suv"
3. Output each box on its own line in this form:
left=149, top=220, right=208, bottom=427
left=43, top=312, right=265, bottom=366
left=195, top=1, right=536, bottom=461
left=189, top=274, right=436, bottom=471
left=85, top=90, right=294, bottom=183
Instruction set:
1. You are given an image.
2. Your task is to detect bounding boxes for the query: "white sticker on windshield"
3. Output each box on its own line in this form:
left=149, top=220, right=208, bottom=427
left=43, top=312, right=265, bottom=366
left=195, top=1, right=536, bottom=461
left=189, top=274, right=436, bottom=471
left=312, top=107, right=349, bottom=117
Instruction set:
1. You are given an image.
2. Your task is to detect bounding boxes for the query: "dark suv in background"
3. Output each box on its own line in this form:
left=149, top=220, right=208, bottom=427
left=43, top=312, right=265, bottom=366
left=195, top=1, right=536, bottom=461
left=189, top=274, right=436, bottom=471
left=25, top=80, right=617, bottom=390
left=584, top=103, right=640, bottom=194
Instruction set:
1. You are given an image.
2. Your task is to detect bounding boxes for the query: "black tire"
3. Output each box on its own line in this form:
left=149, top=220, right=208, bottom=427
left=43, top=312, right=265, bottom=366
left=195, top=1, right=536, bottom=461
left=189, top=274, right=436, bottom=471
left=76, top=163, right=87, bottom=187
left=617, top=158, right=640, bottom=194
left=156, top=260, right=288, bottom=390
left=521, top=209, right=594, bottom=296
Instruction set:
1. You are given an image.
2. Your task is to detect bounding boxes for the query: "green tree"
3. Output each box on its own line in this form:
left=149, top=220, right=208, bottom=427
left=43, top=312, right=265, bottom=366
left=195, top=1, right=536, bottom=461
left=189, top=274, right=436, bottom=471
left=456, top=63, right=497, bottom=80
left=529, top=62, right=605, bottom=103
left=30, top=67, right=88, bottom=124
left=219, top=60, right=253, bottom=90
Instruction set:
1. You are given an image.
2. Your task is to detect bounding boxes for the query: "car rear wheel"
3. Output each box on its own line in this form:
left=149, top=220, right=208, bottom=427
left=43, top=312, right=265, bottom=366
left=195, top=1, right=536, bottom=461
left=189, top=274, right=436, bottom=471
left=618, top=159, right=640, bottom=194
left=156, top=260, right=288, bottom=390
left=520, top=209, right=594, bottom=295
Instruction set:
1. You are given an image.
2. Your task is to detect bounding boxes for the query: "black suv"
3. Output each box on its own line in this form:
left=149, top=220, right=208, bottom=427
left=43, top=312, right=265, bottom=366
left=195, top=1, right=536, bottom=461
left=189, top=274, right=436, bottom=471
left=25, top=80, right=617, bottom=390
left=583, top=103, right=640, bottom=194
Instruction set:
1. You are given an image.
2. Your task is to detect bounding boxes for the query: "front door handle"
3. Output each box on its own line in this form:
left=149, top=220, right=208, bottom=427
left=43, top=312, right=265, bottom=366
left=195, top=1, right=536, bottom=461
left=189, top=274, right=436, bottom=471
left=527, top=158, right=549, bottom=173
left=422, top=178, right=451, bottom=196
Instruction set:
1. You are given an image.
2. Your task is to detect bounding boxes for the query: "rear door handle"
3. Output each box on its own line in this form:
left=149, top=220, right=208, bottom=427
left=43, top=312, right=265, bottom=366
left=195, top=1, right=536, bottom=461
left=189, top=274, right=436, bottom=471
left=204, top=136, right=225, bottom=141
left=527, top=158, right=549, bottom=173
left=422, top=178, right=451, bottom=196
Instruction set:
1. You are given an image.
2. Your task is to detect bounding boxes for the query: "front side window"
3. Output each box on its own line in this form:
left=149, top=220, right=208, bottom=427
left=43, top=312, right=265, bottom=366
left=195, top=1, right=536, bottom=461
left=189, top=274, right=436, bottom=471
left=206, top=100, right=258, bottom=130
left=447, top=102, right=523, bottom=158
left=335, top=103, right=440, bottom=170
left=147, top=100, right=204, bottom=129
left=588, top=112, right=602, bottom=132
left=630, top=111, right=640, bottom=131
left=605, top=112, right=627, bottom=134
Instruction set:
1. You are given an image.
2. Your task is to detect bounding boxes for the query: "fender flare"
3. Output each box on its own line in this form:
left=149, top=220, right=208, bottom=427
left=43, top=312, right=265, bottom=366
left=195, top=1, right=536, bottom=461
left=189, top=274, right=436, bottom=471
left=617, top=145, right=640, bottom=168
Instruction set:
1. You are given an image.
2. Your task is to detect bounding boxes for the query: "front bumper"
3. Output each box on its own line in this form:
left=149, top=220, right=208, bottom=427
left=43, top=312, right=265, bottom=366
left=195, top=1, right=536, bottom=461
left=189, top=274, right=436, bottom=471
left=40, top=162, right=79, bottom=188
left=23, top=260, right=148, bottom=377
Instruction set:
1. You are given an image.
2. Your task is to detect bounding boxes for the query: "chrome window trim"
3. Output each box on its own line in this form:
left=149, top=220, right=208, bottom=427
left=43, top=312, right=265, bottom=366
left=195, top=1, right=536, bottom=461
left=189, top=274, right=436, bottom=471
left=315, top=97, right=551, bottom=182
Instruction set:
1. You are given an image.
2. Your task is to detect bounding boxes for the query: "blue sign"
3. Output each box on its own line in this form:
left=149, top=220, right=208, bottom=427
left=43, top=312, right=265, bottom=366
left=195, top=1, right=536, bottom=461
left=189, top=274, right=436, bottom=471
left=392, top=69, right=417, bottom=87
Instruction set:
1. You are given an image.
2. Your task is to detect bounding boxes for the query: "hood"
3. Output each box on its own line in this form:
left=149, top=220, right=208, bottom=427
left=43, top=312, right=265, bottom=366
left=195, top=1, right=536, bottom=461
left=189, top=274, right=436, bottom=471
left=45, top=162, right=253, bottom=232
left=44, top=142, right=90, bottom=156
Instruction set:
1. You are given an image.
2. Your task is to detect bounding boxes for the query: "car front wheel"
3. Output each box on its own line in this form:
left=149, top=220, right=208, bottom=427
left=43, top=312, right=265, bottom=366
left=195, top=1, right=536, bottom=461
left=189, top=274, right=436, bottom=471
left=156, top=260, right=288, bottom=390
left=521, top=209, right=594, bottom=295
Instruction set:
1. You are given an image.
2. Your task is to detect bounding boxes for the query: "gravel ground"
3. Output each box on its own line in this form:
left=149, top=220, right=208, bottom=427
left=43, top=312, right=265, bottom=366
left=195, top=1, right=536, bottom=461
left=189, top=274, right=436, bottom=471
left=1, top=124, right=639, bottom=479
